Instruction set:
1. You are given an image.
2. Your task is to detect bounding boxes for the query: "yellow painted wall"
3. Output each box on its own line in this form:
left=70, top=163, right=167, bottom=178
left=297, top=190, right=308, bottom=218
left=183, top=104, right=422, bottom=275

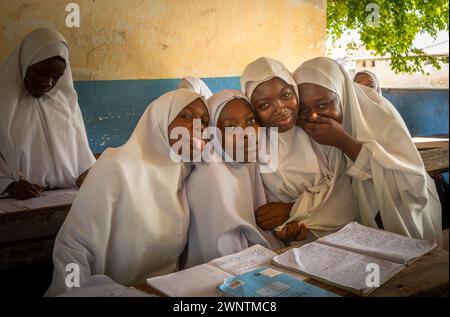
left=0, top=0, right=326, bottom=80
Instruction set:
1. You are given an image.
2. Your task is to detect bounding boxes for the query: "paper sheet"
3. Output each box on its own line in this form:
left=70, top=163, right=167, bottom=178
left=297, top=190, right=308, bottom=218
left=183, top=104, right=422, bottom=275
left=58, top=275, right=153, bottom=297
left=12, top=188, right=77, bottom=210
left=273, top=242, right=404, bottom=295
left=146, top=264, right=233, bottom=297
left=318, top=222, right=436, bottom=264
left=208, top=244, right=277, bottom=276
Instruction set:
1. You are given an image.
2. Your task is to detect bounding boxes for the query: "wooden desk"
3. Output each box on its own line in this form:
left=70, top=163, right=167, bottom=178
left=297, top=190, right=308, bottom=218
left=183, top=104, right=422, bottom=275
left=135, top=247, right=449, bottom=297
left=0, top=204, right=71, bottom=269
left=419, top=146, right=449, bottom=175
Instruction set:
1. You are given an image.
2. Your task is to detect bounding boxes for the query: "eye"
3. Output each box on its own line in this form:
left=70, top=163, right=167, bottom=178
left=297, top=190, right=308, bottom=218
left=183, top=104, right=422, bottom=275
left=248, top=117, right=256, bottom=125
left=258, top=103, right=270, bottom=110
left=317, top=103, right=327, bottom=109
left=180, top=113, right=192, bottom=119
left=282, top=92, right=292, bottom=99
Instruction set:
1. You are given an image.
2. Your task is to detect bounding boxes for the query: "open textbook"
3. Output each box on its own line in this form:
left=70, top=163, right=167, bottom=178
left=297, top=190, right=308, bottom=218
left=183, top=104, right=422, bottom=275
left=0, top=188, right=77, bottom=213
left=272, top=222, right=437, bottom=296
left=146, top=244, right=308, bottom=297
left=57, top=275, right=154, bottom=297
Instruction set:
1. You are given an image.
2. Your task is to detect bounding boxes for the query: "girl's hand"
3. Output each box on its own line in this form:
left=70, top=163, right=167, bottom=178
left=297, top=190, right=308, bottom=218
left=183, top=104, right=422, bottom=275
left=275, top=222, right=308, bottom=242
left=297, top=114, right=362, bottom=161
left=255, top=202, right=294, bottom=230
left=5, top=180, right=43, bottom=200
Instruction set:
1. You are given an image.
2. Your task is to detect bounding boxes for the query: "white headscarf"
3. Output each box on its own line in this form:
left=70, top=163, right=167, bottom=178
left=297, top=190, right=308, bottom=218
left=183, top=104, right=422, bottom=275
left=240, top=58, right=358, bottom=236
left=354, top=70, right=383, bottom=95
left=184, top=90, right=283, bottom=268
left=179, top=76, right=213, bottom=99
left=293, top=57, right=441, bottom=244
left=0, top=28, right=95, bottom=192
left=46, top=89, right=205, bottom=296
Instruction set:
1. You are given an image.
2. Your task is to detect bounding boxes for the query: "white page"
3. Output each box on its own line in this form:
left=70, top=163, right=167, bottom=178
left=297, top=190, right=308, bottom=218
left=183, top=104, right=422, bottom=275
left=146, top=264, right=233, bottom=297
left=208, top=244, right=278, bottom=276
left=273, top=242, right=404, bottom=295
left=13, top=188, right=77, bottom=210
left=318, top=222, right=436, bottom=264
left=0, top=198, right=27, bottom=214
left=58, top=275, right=153, bottom=297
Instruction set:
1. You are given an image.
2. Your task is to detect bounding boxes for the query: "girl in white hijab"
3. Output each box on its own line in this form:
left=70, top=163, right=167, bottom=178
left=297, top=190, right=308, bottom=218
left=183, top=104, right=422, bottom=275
left=179, top=76, right=213, bottom=99
left=354, top=70, right=383, bottom=95
left=184, top=90, right=284, bottom=268
left=293, top=57, right=442, bottom=245
left=45, top=89, right=210, bottom=296
left=0, top=28, right=95, bottom=199
left=240, top=57, right=358, bottom=239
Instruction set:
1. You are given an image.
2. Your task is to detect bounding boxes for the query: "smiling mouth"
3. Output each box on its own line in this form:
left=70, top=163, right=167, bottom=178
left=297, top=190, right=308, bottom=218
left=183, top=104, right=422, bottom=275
left=274, top=115, right=293, bottom=126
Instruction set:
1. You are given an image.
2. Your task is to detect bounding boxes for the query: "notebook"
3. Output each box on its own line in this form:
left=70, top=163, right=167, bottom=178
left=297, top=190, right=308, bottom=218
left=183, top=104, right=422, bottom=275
left=218, top=267, right=339, bottom=297
left=272, top=222, right=437, bottom=296
left=146, top=244, right=308, bottom=297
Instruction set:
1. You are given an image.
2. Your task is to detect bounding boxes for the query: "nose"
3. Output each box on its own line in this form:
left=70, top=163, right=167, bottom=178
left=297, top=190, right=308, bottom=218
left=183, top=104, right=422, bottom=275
left=39, top=77, right=53, bottom=90
left=273, top=99, right=284, bottom=114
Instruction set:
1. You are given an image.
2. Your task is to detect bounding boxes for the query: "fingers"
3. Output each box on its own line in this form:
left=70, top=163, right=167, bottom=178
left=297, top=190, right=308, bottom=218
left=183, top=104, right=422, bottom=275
left=296, top=223, right=308, bottom=241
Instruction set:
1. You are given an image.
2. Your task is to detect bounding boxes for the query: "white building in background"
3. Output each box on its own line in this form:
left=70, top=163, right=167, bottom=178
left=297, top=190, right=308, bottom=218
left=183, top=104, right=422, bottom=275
left=339, top=40, right=449, bottom=89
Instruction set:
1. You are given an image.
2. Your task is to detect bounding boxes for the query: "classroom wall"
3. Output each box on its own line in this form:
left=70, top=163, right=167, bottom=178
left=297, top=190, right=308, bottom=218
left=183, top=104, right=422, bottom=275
left=0, top=0, right=326, bottom=80
left=0, top=0, right=327, bottom=152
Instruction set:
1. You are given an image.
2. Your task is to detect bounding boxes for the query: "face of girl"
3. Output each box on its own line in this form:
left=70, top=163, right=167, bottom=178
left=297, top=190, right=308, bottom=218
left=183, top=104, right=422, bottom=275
left=250, top=77, right=298, bottom=133
left=297, top=83, right=343, bottom=124
left=354, top=73, right=376, bottom=90
left=168, top=98, right=210, bottom=159
left=23, top=56, right=66, bottom=98
left=216, top=98, right=259, bottom=163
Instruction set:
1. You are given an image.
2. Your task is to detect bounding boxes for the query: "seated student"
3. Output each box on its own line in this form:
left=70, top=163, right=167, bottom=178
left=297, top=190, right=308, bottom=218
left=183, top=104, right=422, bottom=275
left=240, top=57, right=358, bottom=240
left=293, top=57, right=442, bottom=245
left=45, top=89, right=210, bottom=296
left=354, top=70, right=382, bottom=95
left=0, top=28, right=95, bottom=200
left=179, top=76, right=213, bottom=99
left=184, top=90, right=285, bottom=268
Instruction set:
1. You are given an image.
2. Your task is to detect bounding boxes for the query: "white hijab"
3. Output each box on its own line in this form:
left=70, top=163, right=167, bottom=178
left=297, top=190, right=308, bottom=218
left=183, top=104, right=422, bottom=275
left=46, top=89, right=205, bottom=296
left=179, top=76, right=213, bottom=99
left=294, top=57, right=442, bottom=244
left=0, top=28, right=95, bottom=193
left=241, top=57, right=358, bottom=235
left=354, top=70, right=383, bottom=95
left=184, top=90, right=283, bottom=268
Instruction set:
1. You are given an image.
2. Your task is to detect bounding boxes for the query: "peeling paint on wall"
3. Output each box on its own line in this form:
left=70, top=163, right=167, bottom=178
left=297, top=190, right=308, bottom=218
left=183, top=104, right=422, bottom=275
left=0, top=0, right=326, bottom=80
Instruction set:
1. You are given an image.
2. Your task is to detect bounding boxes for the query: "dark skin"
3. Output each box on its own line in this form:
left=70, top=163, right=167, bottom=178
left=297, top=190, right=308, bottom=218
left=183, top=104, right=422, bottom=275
left=251, top=78, right=300, bottom=230
left=23, top=56, right=66, bottom=98
left=3, top=56, right=91, bottom=200
left=354, top=73, right=376, bottom=90
left=296, top=83, right=362, bottom=162
left=250, top=77, right=298, bottom=133
left=275, top=222, right=308, bottom=243
left=168, top=98, right=210, bottom=160
left=216, top=98, right=259, bottom=163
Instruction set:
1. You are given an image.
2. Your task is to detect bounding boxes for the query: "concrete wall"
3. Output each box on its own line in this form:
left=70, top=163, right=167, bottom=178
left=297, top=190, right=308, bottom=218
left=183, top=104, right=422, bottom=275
left=0, top=0, right=326, bottom=80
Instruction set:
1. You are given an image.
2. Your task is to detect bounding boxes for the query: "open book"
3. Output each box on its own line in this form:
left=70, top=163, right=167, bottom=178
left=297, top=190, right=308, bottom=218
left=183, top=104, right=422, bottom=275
left=146, top=244, right=307, bottom=297
left=0, top=188, right=77, bottom=213
left=272, top=222, right=437, bottom=296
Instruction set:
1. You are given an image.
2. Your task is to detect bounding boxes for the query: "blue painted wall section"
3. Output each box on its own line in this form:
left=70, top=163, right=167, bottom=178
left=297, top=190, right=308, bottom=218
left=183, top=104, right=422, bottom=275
left=382, top=89, right=449, bottom=137
left=74, top=77, right=241, bottom=153
left=74, top=80, right=449, bottom=154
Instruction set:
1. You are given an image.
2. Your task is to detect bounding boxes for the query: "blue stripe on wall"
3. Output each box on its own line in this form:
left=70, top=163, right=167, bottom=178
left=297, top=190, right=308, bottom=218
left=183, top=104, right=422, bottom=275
left=74, top=79, right=449, bottom=154
left=74, top=77, right=241, bottom=153
left=382, top=89, right=449, bottom=137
